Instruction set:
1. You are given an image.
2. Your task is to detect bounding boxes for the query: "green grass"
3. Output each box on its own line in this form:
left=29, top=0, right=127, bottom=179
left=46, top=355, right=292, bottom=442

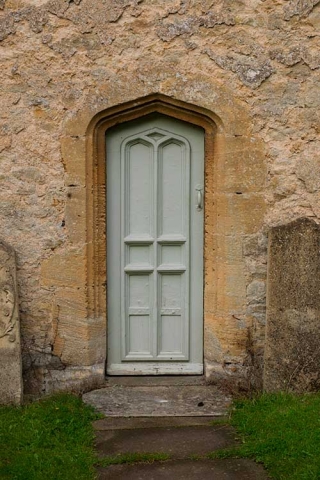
left=0, top=394, right=100, bottom=480
left=209, top=392, right=320, bottom=480
left=4, top=391, right=320, bottom=480
left=98, top=452, right=170, bottom=467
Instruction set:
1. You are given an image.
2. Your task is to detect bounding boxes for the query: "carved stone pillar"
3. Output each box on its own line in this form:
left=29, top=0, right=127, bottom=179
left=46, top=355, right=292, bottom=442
left=0, top=240, right=22, bottom=404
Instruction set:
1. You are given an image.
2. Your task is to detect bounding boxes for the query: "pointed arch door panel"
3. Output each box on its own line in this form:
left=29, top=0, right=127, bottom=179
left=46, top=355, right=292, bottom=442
left=107, top=114, right=204, bottom=375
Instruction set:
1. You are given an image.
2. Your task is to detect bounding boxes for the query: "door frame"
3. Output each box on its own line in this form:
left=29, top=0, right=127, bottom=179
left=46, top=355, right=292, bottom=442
left=106, top=115, right=205, bottom=374
left=85, top=94, right=222, bottom=376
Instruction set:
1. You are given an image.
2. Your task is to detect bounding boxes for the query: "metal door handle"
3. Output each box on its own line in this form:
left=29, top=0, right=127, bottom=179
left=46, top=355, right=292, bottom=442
left=197, top=190, right=202, bottom=210
left=196, top=185, right=203, bottom=211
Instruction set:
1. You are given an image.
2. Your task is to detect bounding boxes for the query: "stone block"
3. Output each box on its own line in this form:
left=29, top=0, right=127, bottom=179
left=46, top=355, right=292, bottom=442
left=206, top=314, right=248, bottom=358
left=247, top=280, right=266, bottom=305
left=40, top=249, right=87, bottom=288
left=0, top=240, right=23, bottom=405
left=214, top=262, right=247, bottom=314
left=296, top=148, right=320, bottom=193
left=61, top=136, right=86, bottom=186
left=64, top=186, right=86, bottom=244
left=50, top=287, right=105, bottom=366
left=64, top=108, right=97, bottom=137
left=215, top=234, right=243, bottom=265
left=264, top=218, right=320, bottom=392
left=215, top=137, right=267, bottom=193
left=215, top=193, right=266, bottom=235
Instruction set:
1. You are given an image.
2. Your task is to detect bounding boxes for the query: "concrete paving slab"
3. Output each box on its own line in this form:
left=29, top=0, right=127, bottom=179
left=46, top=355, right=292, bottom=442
left=97, top=459, right=270, bottom=479
left=83, top=385, right=231, bottom=417
left=95, top=425, right=236, bottom=457
left=94, top=416, right=225, bottom=431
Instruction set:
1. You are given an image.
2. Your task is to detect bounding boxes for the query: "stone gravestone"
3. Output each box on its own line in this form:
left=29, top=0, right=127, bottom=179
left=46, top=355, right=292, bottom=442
left=0, top=240, right=23, bottom=404
left=264, top=218, right=320, bottom=392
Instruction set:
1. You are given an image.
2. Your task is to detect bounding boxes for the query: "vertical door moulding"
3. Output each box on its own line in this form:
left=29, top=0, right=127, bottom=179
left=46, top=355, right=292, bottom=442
left=122, top=138, right=154, bottom=360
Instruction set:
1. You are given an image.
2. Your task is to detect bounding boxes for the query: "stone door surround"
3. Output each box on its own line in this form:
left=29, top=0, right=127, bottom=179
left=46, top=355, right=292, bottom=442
left=44, top=93, right=265, bottom=392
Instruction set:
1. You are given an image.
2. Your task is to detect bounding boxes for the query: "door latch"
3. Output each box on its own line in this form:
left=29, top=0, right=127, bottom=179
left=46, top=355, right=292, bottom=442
left=195, top=185, right=203, bottom=211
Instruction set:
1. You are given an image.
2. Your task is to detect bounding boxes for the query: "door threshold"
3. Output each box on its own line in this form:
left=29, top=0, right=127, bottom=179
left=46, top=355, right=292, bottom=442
left=105, top=375, right=206, bottom=387
left=107, top=363, right=203, bottom=376
left=83, top=384, right=231, bottom=417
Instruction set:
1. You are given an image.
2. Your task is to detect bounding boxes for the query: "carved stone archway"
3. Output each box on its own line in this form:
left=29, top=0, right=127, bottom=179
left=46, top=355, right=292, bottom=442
left=86, top=94, right=222, bottom=371
left=44, top=92, right=266, bottom=393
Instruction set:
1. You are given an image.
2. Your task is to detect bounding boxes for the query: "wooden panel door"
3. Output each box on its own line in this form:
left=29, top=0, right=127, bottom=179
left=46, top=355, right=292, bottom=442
left=107, top=114, right=204, bottom=375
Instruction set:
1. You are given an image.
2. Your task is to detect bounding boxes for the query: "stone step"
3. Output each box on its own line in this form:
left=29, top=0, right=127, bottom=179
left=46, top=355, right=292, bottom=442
left=97, top=459, right=270, bottom=480
left=95, top=424, right=236, bottom=458
left=94, top=416, right=224, bottom=431
left=104, top=375, right=206, bottom=387
left=83, top=385, right=231, bottom=417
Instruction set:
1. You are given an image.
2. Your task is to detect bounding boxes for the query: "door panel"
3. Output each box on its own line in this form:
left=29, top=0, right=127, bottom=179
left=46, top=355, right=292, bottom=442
left=107, top=114, right=204, bottom=375
left=125, top=141, right=153, bottom=236
left=159, top=141, right=187, bottom=236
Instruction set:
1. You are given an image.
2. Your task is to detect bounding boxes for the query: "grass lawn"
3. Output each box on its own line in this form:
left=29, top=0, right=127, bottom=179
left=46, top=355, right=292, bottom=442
left=0, top=394, right=170, bottom=480
left=0, top=394, right=100, bottom=480
left=2, top=392, right=320, bottom=479
left=211, top=392, right=320, bottom=480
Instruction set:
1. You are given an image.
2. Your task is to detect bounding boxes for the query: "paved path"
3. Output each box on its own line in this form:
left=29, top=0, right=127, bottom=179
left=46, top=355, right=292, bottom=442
left=93, top=416, right=270, bottom=480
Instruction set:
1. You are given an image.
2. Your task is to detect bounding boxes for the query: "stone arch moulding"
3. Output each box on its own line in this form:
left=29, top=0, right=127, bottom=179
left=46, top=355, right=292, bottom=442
left=85, top=94, right=223, bottom=374
left=81, top=92, right=267, bottom=387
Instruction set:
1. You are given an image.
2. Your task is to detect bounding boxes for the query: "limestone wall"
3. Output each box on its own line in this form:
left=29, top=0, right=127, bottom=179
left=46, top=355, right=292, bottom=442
left=0, top=0, right=319, bottom=395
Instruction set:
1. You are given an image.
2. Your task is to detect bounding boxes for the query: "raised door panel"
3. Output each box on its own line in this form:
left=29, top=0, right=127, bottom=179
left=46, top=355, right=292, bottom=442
left=157, top=138, right=189, bottom=360
left=122, top=138, right=155, bottom=360
left=158, top=141, right=185, bottom=236
left=126, top=274, right=153, bottom=358
left=125, top=141, right=154, bottom=237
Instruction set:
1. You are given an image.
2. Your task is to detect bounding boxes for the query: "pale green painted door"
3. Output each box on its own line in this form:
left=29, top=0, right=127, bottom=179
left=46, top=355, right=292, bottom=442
left=106, top=114, right=204, bottom=375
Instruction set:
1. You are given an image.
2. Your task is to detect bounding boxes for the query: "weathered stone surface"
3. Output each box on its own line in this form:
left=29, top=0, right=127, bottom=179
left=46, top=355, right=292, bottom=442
left=270, top=45, right=320, bottom=71
left=204, top=48, right=274, bottom=89
left=296, top=144, right=320, bottom=193
left=0, top=240, right=22, bottom=404
left=0, top=0, right=319, bottom=395
left=94, top=403, right=270, bottom=480
left=284, top=0, right=320, bottom=20
left=95, top=425, right=236, bottom=457
left=94, top=416, right=220, bottom=431
left=104, top=375, right=206, bottom=387
left=264, top=218, right=320, bottom=392
left=157, top=8, right=235, bottom=42
left=83, top=385, right=231, bottom=417
left=98, top=459, right=270, bottom=480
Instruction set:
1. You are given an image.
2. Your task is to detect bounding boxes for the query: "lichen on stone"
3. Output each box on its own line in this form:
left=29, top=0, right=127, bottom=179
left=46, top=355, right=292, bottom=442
left=0, top=13, right=16, bottom=41
left=204, top=48, right=274, bottom=89
left=28, top=7, right=48, bottom=33
left=270, top=45, right=320, bottom=70
left=284, top=0, right=320, bottom=20
left=157, top=16, right=199, bottom=41
left=157, top=7, right=235, bottom=42
left=199, top=9, right=235, bottom=28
